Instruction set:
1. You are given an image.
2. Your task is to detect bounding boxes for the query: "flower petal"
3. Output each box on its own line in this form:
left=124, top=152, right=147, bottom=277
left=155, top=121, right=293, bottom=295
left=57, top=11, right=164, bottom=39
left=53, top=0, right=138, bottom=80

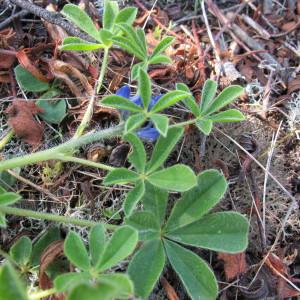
left=137, top=126, right=160, bottom=141
left=149, top=95, right=162, bottom=109
left=116, top=85, right=131, bottom=99
left=131, top=95, right=142, bottom=107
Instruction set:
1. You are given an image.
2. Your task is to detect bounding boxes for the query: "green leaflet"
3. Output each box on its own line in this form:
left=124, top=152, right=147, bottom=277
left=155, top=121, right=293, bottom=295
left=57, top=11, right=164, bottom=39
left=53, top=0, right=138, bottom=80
left=64, top=231, right=90, bottom=271
left=97, top=226, right=138, bottom=271
left=166, top=212, right=249, bottom=253
left=147, top=164, right=197, bottom=192
left=165, top=170, right=227, bottom=232
left=164, top=239, right=218, bottom=300
left=128, top=240, right=165, bottom=299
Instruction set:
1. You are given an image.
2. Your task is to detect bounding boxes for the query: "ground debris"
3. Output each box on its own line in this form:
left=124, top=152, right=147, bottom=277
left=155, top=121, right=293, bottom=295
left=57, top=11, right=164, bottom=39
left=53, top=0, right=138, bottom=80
left=5, top=100, right=44, bottom=146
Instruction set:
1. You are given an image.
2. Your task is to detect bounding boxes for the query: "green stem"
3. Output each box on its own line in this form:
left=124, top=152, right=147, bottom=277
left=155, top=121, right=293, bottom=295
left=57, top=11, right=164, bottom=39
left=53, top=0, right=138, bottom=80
left=0, top=124, right=124, bottom=172
left=74, top=47, right=110, bottom=138
left=170, top=118, right=198, bottom=128
left=57, top=155, right=115, bottom=171
left=28, top=288, right=56, bottom=300
left=0, top=206, right=118, bottom=230
left=0, top=130, right=14, bottom=151
left=97, top=47, right=110, bottom=93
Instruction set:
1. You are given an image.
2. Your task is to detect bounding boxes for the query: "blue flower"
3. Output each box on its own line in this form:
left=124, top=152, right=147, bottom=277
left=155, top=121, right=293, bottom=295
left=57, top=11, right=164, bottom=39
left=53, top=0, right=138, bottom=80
left=116, top=85, right=162, bottom=141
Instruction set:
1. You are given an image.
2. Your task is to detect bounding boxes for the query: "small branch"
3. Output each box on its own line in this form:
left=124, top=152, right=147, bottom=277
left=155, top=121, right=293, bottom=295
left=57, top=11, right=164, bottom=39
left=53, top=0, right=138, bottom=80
left=6, top=169, right=62, bottom=203
left=74, top=47, right=110, bottom=138
left=8, top=0, right=93, bottom=41
left=57, top=155, right=115, bottom=171
left=0, top=205, right=118, bottom=230
left=0, top=9, right=28, bottom=30
left=0, top=124, right=124, bottom=172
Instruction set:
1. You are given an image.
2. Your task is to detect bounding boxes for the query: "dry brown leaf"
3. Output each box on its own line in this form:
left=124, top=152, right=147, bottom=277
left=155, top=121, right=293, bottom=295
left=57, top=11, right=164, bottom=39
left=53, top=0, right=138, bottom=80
left=218, top=252, right=247, bottom=281
left=0, top=53, right=16, bottom=70
left=43, top=4, right=68, bottom=41
left=288, top=75, right=300, bottom=94
left=39, top=240, right=64, bottom=290
left=49, top=60, right=94, bottom=99
left=161, top=277, right=179, bottom=300
left=16, top=49, right=50, bottom=82
left=6, top=100, right=44, bottom=146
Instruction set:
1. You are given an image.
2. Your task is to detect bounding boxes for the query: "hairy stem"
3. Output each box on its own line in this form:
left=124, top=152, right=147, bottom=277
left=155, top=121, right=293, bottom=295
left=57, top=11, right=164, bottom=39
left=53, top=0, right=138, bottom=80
left=0, top=130, right=14, bottom=151
left=58, top=155, right=115, bottom=171
left=28, top=288, right=57, bottom=300
left=0, top=206, right=118, bottom=230
left=74, top=47, right=110, bottom=138
left=0, top=124, right=124, bottom=172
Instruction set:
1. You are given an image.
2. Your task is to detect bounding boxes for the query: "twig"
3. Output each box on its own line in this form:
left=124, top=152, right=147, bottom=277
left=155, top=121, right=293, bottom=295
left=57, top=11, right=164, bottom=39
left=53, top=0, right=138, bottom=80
left=133, top=0, right=184, bottom=41
left=240, top=14, right=271, bottom=39
left=201, top=1, right=222, bottom=70
left=8, top=0, right=93, bottom=41
left=6, top=169, right=63, bottom=203
left=191, top=20, right=206, bottom=82
left=207, top=1, right=281, bottom=68
left=0, top=9, right=28, bottom=30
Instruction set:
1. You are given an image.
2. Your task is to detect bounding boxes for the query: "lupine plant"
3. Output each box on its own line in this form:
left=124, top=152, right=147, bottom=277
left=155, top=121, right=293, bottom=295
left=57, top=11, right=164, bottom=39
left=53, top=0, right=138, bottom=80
left=0, top=1, right=249, bottom=299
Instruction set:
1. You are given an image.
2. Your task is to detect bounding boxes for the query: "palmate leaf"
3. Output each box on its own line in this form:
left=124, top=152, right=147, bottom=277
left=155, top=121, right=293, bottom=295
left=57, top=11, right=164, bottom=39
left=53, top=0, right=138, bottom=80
left=142, top=183, right=168, bottom=226
left=97, top=273, right=134, bottom=299
left=151, top=90, right=192, bottom=113
left=123, top=181, right=145, bottom=216
left=9, top=236, right=32, bottom=266
left=147, top=164, right=197, bottom=192
left=117, top=24, right=147, bottom=60
left=89, top=224, right=105, bottom=266
left=196, top=119, right=213, bottom=135
left=128, top=240, right=165, bottom=299
left=164, top=170, right=227, bottom=232
left=68, top=282, right=118, bottom=300
left=150, top=114, right=169, bottom=137
left=164, top=239, right=218, bottom=300
left=136, top=28, right=147, bottom=55
left=166, top=212, right=249, bottom=253
left=103, top=168, right=140, bottom=185
left=103, top=0, right=119, bottom=31
left=62, top=4, right=101, bottom=42
left=0, top=262, right=27, bottom=300
left=64, top=231, right=90, bottom=271
left=0, top=213, right=6, bottom=228
left=115, top=7, right=137, bottom=25
left=199, top=79, right=217, bottom=113
left=124, top=133, right=146, bottom=173
left=54, top=272, right=91, bottom=292
left=125, top=113, right=147, bottom=134
left=146, top=127, right=184, bottom=173
left=148, top=55, right=172, bottom=65
left=126, top=211, right=160, bottom=240
left=101, top=95, right=143, bottom=112
left=138, top=68, right=151, bottom=109
left=202, top=85, right=244, bottom=116
left=98, top=29, right=113, bottom=46
left=207, top=109, right=245, bottom=122
left=112, top=36, right=145, bottom=60
left=176, top=83, right=200, bottom=117
left=151, top=36, right=174, bottom=57
left=60, top=37, right=104, bottom=51
left=97, top=226, right=138, bottom=271
left=0, top=192, right=21, bottom=206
